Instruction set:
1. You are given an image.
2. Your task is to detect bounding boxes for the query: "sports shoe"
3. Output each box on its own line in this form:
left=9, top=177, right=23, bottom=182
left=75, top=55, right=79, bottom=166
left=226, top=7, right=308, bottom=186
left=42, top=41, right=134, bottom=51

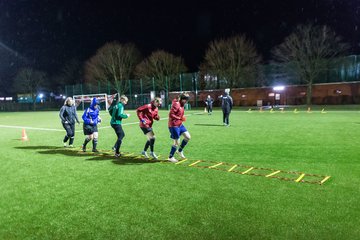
left=176, top=151, right=186, bottom=159
left=112, top=146, right=116, bottom=152
left=114, top=153, right=121, bottom=158
left=141, top=151, right=149, bottom=159
left=63, top=142, right=67, bottom=147
left=69, top=145, right=74, bottom=148
left=81, top=145, right=86, bottom=152
left=167, top=156, right=178, bottom=163
left=150, top=152, right=158, bottom=160
left=92, top=149, right=99, bottom=153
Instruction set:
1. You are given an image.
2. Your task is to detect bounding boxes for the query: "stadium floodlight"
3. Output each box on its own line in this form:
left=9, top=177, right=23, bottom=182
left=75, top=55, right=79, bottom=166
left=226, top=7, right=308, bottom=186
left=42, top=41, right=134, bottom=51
left=273, top=86, right=285, bottom=91
left=38, top=93, right=44, bottom=99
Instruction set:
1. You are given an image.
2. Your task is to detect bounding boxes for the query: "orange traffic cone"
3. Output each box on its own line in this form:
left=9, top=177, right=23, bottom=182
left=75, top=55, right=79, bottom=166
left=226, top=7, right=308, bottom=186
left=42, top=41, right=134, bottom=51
left=21, top=128, right=29, bottom=141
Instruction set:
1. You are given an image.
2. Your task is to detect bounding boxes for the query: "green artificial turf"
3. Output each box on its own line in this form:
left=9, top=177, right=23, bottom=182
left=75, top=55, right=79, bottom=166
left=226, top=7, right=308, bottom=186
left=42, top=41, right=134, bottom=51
left=0, top=107, right=359, bottom=239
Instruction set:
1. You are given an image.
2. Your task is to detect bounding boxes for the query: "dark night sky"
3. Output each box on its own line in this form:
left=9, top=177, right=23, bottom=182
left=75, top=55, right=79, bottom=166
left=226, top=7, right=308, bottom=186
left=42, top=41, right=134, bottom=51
left=1, top=0, right=360, bottom=82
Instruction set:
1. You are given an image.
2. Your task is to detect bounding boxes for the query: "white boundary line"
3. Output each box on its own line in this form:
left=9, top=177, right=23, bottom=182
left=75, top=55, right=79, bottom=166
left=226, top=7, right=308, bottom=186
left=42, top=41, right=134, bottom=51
left=0, top=112, right=203, bottom=133
left=0, top=124, right=64, bottom=132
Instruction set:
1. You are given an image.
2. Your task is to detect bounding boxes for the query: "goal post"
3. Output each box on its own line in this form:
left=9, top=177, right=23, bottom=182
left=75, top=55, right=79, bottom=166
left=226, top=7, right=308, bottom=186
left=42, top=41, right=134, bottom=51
left=73, top=93, right=109, bottom=111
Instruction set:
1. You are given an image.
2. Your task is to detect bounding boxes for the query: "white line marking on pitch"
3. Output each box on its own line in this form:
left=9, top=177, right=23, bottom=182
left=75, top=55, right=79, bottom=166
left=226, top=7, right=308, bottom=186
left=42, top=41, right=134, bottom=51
left=0, top=112, right=202, bottom=133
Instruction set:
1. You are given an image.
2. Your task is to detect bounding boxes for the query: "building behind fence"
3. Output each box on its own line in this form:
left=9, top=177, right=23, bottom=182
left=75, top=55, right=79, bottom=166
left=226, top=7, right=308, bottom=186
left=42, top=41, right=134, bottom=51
left=1, top=55, right=360, bottom=111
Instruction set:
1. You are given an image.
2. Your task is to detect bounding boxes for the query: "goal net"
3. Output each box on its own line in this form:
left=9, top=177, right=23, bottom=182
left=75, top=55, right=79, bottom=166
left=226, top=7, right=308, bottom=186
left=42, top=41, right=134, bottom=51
left=73, top=93, right=109, bottom=111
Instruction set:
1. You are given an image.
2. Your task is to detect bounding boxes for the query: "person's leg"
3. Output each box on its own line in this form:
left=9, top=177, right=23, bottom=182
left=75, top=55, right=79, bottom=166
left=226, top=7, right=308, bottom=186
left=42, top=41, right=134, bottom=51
left=225, top=112, right=230, bottom=125
left=92, top=132, right=99, bottom=152
left=169, top=139, right=179, bottom=158
left=175, top=125, right=190, bottom=159
left=146, top=131, right=155, bottom=152
left=62, top=122, right=72, bottom=146
left=223, top=111, right=226, bottom=125
left=114, top=125, right=125, bottom=155
left=178, top=131, right=190, bottom=152
left=168, top=127, right=180, bottom=160
left=143, top=140, right=150, bottom=152
left=146, top=131, right=158, bottom=159
left=82, top=134, right=93, bottom=152
left=68, top=124, right=75, bottom=146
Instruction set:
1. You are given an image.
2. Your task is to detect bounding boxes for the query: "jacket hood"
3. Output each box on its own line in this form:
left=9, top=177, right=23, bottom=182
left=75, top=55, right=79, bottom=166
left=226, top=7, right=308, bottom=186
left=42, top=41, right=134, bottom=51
left=90, top=98, right=99, bottom=109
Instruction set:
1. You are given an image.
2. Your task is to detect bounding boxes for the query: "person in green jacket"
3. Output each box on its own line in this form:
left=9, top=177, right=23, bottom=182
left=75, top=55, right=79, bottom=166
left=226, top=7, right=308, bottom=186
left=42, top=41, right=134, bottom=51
left=109, top=94, right=130, bottom=157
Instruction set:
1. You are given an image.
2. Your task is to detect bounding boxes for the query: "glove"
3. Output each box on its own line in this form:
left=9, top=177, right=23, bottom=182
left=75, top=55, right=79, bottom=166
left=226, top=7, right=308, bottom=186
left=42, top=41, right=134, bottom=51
left=64, top=121, right=69, bottom=124
left=98, top=117, right=102, bottom=122
left=141, top=119, right=146, bottom=124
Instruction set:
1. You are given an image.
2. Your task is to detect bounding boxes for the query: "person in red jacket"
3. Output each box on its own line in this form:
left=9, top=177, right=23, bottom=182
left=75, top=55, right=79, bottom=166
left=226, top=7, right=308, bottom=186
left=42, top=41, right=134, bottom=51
left=136, top=97, right=162, bottom=159
left=167, top=93, right=191, bottom=163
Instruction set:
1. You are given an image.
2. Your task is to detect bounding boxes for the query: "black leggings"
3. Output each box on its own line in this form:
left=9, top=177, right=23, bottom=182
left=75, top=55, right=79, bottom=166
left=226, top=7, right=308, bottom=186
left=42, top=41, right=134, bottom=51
left=223, top=111, right=230, bottom=125
left=62, top=122, right=75, bottom=137
left=111, top=124, right=125, bottom=154
left=62, top=122, right=75, bottom=145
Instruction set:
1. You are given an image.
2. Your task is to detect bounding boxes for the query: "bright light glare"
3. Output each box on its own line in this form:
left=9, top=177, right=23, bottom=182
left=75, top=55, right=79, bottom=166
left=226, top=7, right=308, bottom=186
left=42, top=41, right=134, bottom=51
left=273, top=86, right=285, bottom=91
left=39, top=93, right=44, bottom=98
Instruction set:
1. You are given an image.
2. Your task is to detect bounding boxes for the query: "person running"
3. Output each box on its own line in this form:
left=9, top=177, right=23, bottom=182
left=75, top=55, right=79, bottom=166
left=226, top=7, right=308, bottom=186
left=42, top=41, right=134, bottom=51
left=59, top=97, right=80, bottom=147
left=167, top=93, right=191, bottom=163
left=109, top=94, right=130, bottom=157
left=136, top=97, right=162, bottom=160
left=205, top=95, right=214, bottom=115
left=220, top=88, right=233, bottom=126
left=81, top=97, right=102, bottom=152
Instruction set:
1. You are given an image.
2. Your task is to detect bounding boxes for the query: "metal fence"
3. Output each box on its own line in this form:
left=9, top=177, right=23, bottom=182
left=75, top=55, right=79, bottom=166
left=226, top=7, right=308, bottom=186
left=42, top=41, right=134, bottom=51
left=62, top=55, right=360, bottom=109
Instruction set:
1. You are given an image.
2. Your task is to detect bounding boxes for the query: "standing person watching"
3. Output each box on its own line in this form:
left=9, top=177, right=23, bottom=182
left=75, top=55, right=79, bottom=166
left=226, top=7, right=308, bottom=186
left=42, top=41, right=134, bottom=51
left=205, top=95, right=214, bottom=115
left=59, top=97, right=80, bottom=147
left=220, top=88, right=233, bottom=127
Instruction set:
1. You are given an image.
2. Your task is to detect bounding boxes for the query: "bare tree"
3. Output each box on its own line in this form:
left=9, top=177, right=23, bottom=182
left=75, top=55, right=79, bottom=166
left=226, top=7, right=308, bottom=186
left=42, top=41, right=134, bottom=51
left=13, top=67, right=46, bottom=110
left=272, top=24, right=349, bottom=105
left=84, top=42, right=141, bottom=94
left=202, top=35, right=262, bottom=88
left=135, top=50, right=187, bottom=92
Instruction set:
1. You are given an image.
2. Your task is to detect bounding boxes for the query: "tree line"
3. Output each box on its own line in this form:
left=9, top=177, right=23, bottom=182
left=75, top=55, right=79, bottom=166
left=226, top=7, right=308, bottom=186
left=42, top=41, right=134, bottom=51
left=13, top=23, right=349, bottom=107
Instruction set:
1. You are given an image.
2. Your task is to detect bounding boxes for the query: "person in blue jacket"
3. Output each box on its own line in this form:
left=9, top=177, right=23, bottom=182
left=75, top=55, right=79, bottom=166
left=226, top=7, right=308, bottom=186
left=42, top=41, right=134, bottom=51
left=81, top=97, right=102, bottom=152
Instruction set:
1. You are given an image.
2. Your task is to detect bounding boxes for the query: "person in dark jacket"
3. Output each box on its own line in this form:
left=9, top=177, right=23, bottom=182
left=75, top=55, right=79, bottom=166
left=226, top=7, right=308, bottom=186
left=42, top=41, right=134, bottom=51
left=81, top=97, right=102, bottom=152
left=220, top=88, right=233, bottom=127
left=136, top=97, right=162, bottom=160
left=59, top=97, right=80, bottom=147
left=205, top=95, right=214, bottom=115
left=109, top=94, right=130, bottom=157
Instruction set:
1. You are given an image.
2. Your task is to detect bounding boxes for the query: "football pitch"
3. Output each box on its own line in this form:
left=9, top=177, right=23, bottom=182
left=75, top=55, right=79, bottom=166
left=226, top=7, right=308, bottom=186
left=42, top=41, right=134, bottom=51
left=0, top=108, right=359, bottom=239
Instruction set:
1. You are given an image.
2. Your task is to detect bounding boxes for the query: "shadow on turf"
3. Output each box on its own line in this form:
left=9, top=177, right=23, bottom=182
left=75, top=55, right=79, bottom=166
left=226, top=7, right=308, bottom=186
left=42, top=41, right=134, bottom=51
left=194, top=123, right=224, bottom=127
left=14, top=146, right=159, bottom=165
